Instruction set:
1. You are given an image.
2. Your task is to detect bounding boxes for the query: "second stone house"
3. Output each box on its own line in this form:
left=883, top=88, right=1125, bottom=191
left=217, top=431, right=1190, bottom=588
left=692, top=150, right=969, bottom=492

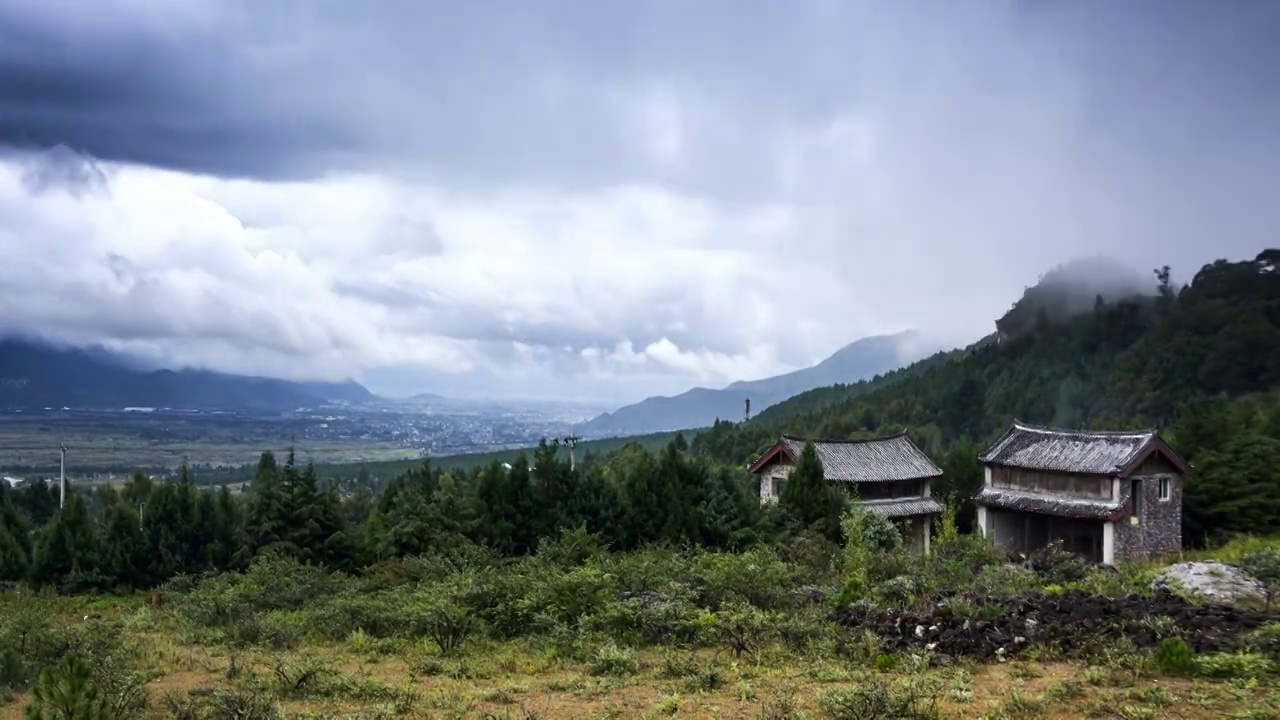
left=974, top=419, right=1189, bottom=565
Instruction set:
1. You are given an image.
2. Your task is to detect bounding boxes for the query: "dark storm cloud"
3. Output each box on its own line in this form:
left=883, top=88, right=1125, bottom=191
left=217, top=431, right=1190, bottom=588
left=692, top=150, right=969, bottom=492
left=4, top=0, right=1269, bottom=199
left=2, top=0, right=1279, bottom=402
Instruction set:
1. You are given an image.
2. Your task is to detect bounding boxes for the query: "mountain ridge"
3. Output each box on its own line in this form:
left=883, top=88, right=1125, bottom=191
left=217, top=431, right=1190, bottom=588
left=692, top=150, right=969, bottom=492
left=0, top=338, right=376, bottom=410
left=577, top=330, right=942, bottom=437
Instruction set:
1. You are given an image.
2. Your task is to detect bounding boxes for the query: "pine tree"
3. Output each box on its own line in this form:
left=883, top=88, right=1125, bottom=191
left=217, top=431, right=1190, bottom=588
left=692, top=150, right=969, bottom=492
left=778, top=441, right=847, bottom=540
left=696, top=465, right=762, bottom=550
left=0, top=483, right=30, bottom=581
left=99, top=502, right=146, bottom=589
left=659, top=441, right=697, bottom=544
left=30, top=493, right=99, bottom=589
left=205, top=485, right=245, bottom=572
left=615, top=445, right=667, bottom=549
left=246, top=451, right=288, bottom=555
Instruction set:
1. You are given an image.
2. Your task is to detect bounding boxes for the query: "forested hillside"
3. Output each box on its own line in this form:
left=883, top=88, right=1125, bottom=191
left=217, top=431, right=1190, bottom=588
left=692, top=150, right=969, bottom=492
left=694, top=250, right=1280, bottom=541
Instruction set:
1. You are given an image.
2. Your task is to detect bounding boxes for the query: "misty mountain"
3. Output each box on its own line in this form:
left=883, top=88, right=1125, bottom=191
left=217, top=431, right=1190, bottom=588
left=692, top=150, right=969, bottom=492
left=577, top=331, right=938, bottom=437
left=995, top=255, right=1155, bottom=340
left=0, top=338, right=375, bottom=410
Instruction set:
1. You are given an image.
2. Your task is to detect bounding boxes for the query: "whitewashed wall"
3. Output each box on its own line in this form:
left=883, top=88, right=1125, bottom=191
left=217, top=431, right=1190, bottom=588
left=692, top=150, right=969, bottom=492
left=757, top=463, right=793, bottom=503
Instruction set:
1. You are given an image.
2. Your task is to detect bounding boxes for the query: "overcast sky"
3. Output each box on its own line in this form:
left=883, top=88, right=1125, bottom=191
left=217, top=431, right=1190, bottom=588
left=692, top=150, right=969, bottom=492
left=0, top=1, right=1276, bottom=404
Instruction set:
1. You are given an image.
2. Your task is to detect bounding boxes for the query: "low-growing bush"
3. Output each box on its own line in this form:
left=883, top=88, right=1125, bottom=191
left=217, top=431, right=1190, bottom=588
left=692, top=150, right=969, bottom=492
left=1194, top=651, right=1273, bottom=679
left=587, top=642, right=639, bottom=676
left=406, top=580, right=479, bottom=656
left=700, top=601, right=775, bottom=657
left=1154, top=637, right=1196, bottom=675
left=817, top=674, right=940, bottom=720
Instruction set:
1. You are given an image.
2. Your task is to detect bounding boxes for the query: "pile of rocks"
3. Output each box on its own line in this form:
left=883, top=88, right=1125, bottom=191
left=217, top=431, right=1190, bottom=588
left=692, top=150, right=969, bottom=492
left=831, top=589, right=1279, bottom=661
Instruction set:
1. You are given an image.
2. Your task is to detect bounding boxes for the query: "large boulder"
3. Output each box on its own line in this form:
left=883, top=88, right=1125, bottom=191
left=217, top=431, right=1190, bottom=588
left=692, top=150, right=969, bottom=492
left=1152, top=561, right=1265, bottom=607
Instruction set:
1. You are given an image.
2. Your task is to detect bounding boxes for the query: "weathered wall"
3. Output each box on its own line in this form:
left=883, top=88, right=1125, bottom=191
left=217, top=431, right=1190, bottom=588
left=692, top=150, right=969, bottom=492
left=756, top=462, right=792, bottom=503
left=990, top=466, right=1112, bottom=499
left=990, top=509, right=1026, bottom=554
left=1115, top=472, right=1183, bottom=560
left=859, top=479, right=926, bottom=500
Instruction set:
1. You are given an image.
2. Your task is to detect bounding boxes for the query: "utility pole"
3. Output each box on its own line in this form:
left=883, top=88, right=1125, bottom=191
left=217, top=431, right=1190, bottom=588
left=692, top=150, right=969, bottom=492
left=562, top=434, right=580, bottom=473
left=58, top=443, right=67, bottom=509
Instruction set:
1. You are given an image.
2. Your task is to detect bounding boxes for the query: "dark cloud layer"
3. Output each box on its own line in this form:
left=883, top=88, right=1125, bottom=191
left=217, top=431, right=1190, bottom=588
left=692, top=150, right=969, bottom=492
left=3, top=1, right=1275, bottom=196
left=0, top=1, right=1278, bottom=402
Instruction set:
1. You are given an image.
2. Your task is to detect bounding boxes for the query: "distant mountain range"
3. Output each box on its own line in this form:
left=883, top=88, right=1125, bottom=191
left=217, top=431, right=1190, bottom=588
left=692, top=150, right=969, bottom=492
left=0, top=338, right=374, bottom=411
left=577, top=331, right=940, bottom=437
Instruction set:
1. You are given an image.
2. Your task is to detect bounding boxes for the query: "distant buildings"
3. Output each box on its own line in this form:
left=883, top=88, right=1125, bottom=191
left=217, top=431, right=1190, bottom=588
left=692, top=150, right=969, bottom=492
left=748, top=433, right=944, bottom=554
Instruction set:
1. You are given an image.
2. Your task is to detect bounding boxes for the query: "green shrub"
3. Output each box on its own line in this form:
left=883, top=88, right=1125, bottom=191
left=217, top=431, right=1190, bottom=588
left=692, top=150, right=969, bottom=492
left=690, top=548, right=794, bottom=610
left=1240, top=548, right=1280, bottom=610
left=817, top=675, right=940, bottom=720
left=873, top=653, right=899, bottom=672
left=535, top=525, right=607, bottom=569
left=1194, top=651, right=1273, bottom=679
left=402, top=579, right=479, bottom=655
left=1154, top=637, right=1196, bottom=675
left=701, top=601, right=775, bottom=657
left=521, top=565, right=616, bottom=632
left=587, top=642, right=639, bottom=677
left=970, top=564, right=1038, bottom=596
left=587, top=582, right=701, bottom=647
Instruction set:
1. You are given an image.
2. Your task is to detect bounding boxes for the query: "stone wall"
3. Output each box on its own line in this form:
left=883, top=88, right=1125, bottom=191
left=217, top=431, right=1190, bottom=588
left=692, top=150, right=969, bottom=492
left=832, top=589, right=1278, bottom=661
left=1114, top=472, right=1182, bottom=561
left=756, top=463, right=792, bottom=503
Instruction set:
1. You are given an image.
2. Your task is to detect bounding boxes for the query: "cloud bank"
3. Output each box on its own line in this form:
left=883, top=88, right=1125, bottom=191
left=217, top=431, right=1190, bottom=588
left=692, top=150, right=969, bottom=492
left=0, top=0, right=1276, bottom=403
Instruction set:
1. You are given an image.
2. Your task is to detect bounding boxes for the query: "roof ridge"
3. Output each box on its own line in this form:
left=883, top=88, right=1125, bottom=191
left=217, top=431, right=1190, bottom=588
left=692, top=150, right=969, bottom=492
left=781, top=431, right=909, bottom=445
left=1010, top=418, right=1158, bottom=437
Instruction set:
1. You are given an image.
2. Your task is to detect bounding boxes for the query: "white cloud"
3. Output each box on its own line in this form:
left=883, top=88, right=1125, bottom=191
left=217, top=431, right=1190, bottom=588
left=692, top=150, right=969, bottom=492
left=0, top=155, right=858, bottom=397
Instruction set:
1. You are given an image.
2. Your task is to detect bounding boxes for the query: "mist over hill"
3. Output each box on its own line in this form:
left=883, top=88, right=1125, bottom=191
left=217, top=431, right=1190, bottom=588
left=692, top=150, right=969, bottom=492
left=0, top=337, right=374, bottom=410
left=995, top=255, right=1158, bottom=340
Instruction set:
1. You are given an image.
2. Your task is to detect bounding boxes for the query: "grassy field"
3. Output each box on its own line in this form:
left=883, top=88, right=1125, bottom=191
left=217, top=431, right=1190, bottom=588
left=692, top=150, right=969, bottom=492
left=5, top=534, right=1280, bottom=719
left=0, top=411, right=421, bottom=476
left=0, top=593, right=1272, bottom=720
left=0, top=403, right=696, bottom=484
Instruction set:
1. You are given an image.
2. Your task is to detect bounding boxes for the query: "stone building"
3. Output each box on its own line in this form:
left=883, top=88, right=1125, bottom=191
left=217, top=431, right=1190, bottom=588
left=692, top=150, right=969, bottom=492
left=747, top=433, right=944, bottom=554
left=974, top=420, right=1189, bottom=565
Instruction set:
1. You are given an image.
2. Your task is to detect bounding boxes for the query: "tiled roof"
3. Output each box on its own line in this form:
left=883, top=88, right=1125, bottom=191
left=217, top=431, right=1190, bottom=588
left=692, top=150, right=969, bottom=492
left=774, top=432, right=943, bottom=482
left=978, top=420, right=1159, bottom=475
left=974, top=487, right=1128, bottom=521
left=862, top=497, right=944, bottom=518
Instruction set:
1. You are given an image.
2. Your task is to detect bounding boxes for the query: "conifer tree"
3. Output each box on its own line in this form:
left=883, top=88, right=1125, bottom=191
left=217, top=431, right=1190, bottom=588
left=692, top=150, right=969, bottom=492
left=30, top=493, right=98, bottom=588
left=615, top=445, right=666, bottom=549
left=246, top=450, right=288, bottom=555
left=474, top=458, right=536, bottom=556
left=99, top=501, right=146, bottom=588
left=779, top=441, right=847, bottom=540
left=0, top=483, right=30, bottom=581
